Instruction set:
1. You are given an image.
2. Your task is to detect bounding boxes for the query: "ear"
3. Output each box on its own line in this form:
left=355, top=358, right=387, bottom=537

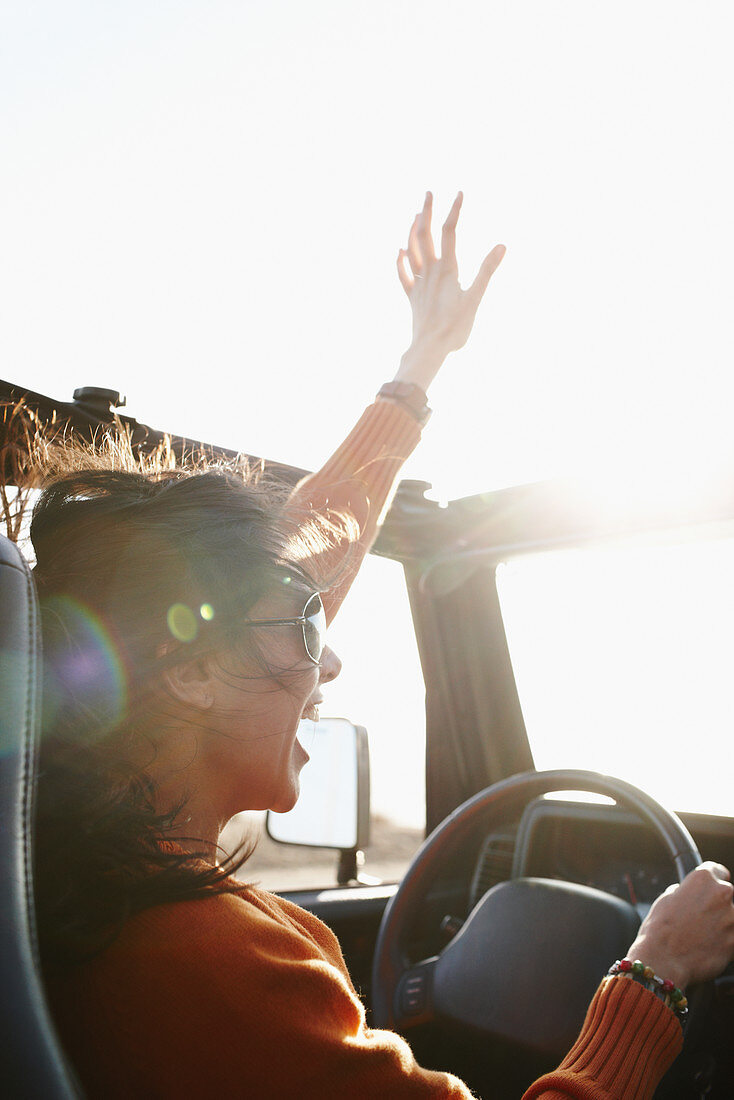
left=157, top=646, right=216, bottom=710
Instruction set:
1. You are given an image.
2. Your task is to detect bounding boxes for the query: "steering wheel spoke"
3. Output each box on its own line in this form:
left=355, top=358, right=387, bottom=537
left=393, top=957, right=438, bottom=1030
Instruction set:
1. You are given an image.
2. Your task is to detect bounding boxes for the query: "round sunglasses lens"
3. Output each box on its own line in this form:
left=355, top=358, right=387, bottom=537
left=303, top=594, right=326, bottom=662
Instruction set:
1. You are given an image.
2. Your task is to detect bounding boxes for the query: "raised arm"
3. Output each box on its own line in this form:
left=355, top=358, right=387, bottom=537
left=288, top=192, right=505, bottom=620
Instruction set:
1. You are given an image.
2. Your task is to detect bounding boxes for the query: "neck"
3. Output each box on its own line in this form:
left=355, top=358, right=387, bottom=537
left=142, top=724, right=227, bottom=857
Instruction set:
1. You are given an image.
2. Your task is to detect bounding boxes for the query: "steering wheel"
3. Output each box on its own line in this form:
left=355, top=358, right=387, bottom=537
left=372, top=769, right=702, bottom=1058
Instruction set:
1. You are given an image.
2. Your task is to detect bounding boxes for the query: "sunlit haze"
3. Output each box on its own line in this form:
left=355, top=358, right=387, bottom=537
left=3, top=1, right=733, bottom=828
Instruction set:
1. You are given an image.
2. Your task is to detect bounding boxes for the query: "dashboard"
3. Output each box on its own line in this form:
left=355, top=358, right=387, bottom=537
left=475, top=797, right=678, bottom=913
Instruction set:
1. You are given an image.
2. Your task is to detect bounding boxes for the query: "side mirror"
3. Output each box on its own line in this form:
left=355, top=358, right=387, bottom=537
left=266, top=718, right=370, bottom=862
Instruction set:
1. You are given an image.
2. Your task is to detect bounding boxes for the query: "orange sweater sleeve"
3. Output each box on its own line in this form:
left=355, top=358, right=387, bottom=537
left=523, top=976, right=682, bottom=1099
left=50, top=889, right=683, bottom=1100
left=284, top=398, right=422, bottom=622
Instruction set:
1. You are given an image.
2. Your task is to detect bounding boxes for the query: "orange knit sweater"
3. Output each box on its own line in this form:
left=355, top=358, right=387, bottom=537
left=51, top=884, right=682, bottom=1099
left=48, top=399, right=683, bottom=1098
left=284, top=397, right=424, bottom=621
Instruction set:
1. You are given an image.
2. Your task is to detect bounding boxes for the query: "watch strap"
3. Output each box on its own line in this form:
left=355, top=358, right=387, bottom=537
left=377, top=382, right=432, bottom=427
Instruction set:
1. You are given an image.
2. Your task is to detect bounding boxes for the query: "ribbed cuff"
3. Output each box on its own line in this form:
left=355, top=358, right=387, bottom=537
left=523, top=977, right=683, bottom=1100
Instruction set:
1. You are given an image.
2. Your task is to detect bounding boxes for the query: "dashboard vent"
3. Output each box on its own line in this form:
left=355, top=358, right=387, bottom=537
left=470, top=828, right=517, bottom=909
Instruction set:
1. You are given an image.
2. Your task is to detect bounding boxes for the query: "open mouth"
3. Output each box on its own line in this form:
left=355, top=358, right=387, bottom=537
left=300, top=702, right=320, bottom=723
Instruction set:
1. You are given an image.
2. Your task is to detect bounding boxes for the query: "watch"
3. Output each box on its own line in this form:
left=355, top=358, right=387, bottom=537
left=377, top=382, right=432, bottom=427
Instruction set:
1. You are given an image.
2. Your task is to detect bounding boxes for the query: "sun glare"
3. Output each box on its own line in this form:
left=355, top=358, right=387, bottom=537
left=497, top=534, right=734, bottom=819
left=3, top=0, right=733, bottom=832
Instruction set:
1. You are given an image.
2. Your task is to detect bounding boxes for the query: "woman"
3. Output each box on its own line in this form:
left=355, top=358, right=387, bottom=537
left=32, top=195, right=734, bottom=1099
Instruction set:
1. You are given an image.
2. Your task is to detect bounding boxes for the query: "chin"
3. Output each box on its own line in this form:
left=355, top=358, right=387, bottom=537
left=269, top=779, right=300, bottom=815
left=268, top=735, right=308, bottom=813
left=269, top=793, right=298, bottom=815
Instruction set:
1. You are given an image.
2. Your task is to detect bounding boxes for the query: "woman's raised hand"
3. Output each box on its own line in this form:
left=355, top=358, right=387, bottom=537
left=625, top=861, right=734, bottom=990
left=394, top=191, right=506, bottom=393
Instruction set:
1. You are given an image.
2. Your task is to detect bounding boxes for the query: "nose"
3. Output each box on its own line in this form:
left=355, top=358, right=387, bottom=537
left=318, top=645, right=342, bottom=684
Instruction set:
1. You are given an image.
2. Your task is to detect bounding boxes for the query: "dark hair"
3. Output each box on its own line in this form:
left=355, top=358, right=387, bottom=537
left=29, top=445, right=340, bottom=966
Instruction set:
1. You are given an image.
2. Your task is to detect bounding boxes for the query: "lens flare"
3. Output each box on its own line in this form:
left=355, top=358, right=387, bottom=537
left=41, top=595, right=128, bottom=739
left=167, top=603, right=198, bottom=642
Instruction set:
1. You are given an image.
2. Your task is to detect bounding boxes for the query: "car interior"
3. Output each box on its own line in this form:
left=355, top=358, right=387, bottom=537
left=2, top=381, right=734, bottom=1098
left=5, top=0, right=734, bottom=1093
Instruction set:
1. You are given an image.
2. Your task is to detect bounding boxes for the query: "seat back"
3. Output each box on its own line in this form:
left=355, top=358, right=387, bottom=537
left=0, top=534, right=80, bottom=1097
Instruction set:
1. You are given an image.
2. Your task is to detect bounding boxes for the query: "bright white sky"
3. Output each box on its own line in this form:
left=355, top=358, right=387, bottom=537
left=3, top=1, right=734, bottom=829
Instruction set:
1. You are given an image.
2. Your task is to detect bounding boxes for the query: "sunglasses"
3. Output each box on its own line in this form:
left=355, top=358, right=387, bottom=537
left=242, top=592, right=327, bottom=665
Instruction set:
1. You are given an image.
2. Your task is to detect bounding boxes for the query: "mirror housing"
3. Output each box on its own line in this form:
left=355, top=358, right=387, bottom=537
left=266, top=718, right=370, bottom=853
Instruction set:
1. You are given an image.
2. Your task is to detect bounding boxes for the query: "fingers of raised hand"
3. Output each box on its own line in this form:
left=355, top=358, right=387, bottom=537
left=416, top=191, right=436, bottom=264
left=397, top=249, right=413, bottom=295
left=406, top=193, right=436, bottom=279
left=467, top=243, right=507, bottom=310
left=440, top=191, right=463, bottom=269
left=407, top=214, right=424, bottom=277
left=406, top=191, right=470, bottom=277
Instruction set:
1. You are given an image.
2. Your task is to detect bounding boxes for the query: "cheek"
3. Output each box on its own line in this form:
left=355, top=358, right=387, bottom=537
left=235, top=629, right=314, bottom=685
left=216, top=636, right=312, bottom=698
left=204, top=647, right=318, bottom=761
left=221, top=667, right=317, bottom=744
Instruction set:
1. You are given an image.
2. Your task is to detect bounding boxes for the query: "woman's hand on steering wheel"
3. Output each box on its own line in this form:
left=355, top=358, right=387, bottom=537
left=394, top=191, right=506, bottom=393
left=626, top=861, right=734, bottom=990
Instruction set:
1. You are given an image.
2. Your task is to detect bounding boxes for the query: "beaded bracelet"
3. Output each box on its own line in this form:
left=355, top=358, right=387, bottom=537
left=608, top=958, right=688, bottom=1025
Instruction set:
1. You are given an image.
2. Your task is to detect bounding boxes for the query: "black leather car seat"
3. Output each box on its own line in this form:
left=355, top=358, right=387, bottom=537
left=0, top=533, right=80, bottom=1097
